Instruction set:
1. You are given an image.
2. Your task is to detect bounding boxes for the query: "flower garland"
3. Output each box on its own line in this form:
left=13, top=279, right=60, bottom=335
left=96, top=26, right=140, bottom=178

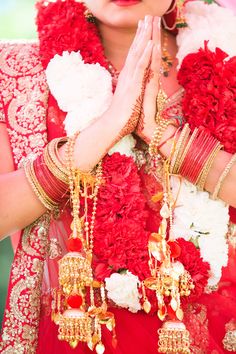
left=172, top=0, right=235, bottom=287
left=46, top=50, right=113, bottom=134
left=36, top=0, right=232, bottom=313
left=178, top=44, right=236, bottom=153
left=36, top=0, right=108, bottom=69
left=177, top=1, right=236, bottom=154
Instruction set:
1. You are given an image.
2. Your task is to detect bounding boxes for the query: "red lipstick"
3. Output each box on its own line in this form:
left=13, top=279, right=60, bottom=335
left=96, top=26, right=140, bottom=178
left=112, top=0, right=141, bottom=6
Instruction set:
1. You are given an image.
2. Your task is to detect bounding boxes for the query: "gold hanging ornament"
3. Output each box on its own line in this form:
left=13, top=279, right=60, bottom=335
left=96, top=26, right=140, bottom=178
left=51, top=133, right=116, bottom=353
left=145, top=91, right=193, bottom=353
left=158, top=320, right=190, bottom=354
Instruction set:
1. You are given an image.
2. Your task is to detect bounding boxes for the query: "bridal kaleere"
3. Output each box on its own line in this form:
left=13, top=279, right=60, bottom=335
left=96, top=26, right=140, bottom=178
left=0, top=0, right=236, bottom=353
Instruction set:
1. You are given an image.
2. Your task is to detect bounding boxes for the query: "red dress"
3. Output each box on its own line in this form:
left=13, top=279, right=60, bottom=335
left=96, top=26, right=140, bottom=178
left=0, top=41, right=236, bottom=354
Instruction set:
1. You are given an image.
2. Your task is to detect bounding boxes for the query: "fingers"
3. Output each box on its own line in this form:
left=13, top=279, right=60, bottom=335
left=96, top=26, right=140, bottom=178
left=133, top=40, right=154, bottom=84
left=125, top=15, right=153, bottom=71
left=152, top=17, right=161, bottom=46
left=148, top=17, right=162, bottom=88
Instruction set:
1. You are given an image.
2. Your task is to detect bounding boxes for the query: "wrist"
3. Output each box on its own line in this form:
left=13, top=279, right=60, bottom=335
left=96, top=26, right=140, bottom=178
left=158, top=124, right=178, bottom=157
left=138, top=121, right=157, bottom=144
left=146, top=122, right=178, bottom=156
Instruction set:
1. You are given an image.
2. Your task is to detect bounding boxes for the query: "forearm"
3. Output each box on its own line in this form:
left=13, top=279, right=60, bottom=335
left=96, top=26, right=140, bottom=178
left=0, top=109, right=125, bottom=239
left=0, top=169, right=46, bottom=238
left=59, top=107, right=126, bottom=171
left=144, top=123, right=236, bottom=208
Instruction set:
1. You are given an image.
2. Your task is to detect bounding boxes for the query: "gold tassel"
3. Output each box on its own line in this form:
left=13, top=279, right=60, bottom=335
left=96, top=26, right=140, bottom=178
left=58, top=309, right=92, bottom=348
left=158, top=320, right=190, bottom=354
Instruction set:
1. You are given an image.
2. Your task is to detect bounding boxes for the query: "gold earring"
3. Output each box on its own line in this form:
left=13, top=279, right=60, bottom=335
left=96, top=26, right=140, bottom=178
left=176, top=0, right=187, bottom=28
left=84, top=8, right=96, bottom=24
left=162, top=0, right=187, bottom=31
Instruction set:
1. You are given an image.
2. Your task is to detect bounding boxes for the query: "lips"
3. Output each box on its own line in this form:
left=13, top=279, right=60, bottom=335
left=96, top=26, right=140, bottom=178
left=112, top=0, right=141, bottom=6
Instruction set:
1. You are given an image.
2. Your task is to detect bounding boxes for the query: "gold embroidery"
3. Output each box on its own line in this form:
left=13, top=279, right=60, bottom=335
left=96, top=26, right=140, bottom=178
left=0, top=97, right=6, bottom=123
left=0, top=41, right=49, bottom=167
left=223, top=319, right=236, bottom=352
left=0, top=41, right=41, bottom=77
left=49, top=238, right=62, bottom=259
left=227, top=222, right=236, bottom=249
left=0, top=214, right=50, bottom=354
left=223, top=330, right=236, bottom=351
left=184, top=303, right=209, bottom=353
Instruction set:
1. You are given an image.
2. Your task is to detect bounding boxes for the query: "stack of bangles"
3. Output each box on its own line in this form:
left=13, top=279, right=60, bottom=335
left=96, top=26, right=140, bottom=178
left=23, top=137, right=70, bottom=214
left=149, top=119, right=236, bottom=196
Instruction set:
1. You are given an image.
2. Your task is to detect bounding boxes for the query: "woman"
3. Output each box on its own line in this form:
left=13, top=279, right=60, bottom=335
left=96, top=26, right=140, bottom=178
left=0, top=0, right=236, bottom=353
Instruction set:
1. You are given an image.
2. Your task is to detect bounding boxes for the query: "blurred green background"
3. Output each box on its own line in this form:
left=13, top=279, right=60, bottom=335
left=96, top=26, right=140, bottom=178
left=0, top=0, right=36, bottom=39
left=0, top=0, right=36, bottom=327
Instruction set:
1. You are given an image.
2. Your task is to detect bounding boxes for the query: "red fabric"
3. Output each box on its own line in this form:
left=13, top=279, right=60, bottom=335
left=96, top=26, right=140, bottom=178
left=36, top=247, right=236, bottom=353
left=229, top=206, right=236, bottom=224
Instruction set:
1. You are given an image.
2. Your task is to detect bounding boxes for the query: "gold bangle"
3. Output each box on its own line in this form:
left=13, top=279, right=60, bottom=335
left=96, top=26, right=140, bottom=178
left=46, top=138, right=69, bottom=177
left=170, top=124, right=191, bottom=174
left=23, top=160, right=59, bottom=211
left=197, top=143, right=223, bottom=191
left=212, top=153, right=236, bottom=200
left=44, top=139, right=69, bottom=184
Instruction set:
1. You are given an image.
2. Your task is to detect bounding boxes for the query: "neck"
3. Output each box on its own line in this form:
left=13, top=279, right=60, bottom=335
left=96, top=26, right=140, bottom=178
left=98, top=22, right=137, bottom=72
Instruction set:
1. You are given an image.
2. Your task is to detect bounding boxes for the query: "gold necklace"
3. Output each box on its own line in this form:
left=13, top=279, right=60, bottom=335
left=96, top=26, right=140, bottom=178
left=161, top=30, right=173, bottom=77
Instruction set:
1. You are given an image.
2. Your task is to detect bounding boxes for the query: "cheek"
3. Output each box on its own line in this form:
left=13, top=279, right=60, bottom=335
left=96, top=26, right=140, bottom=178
left=82, top=0, right=102, bottom=13
left=148, top=0, right=173, bottom=16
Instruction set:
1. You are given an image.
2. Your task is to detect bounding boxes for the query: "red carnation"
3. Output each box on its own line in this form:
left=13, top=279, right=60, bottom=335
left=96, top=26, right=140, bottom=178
left=176, top=238, right=210, bottom=303
left=178, top=43, right=236, bottom=153
left=92, top=153, right=151, bottom=281
left=36, top=0, right=108, bottom=69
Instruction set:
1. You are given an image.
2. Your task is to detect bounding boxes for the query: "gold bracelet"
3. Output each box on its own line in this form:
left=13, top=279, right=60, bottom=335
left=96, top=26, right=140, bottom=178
left=47, top=138, right=68, bottom=174
left=197, top=143, right=223, bottom=191
left=212, top=153, right=236, bottom=200
left=170, top=124, right=191, bottom=174
left=44, top=138, right=69, bottom=184
left=149, top=119, right=176, bottom=157
left=23, top=160, right=59, bottom=211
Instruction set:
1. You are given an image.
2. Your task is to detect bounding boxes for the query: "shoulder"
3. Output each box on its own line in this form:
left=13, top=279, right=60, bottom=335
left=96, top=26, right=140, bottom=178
left=0, top=40, right=43, bottom=78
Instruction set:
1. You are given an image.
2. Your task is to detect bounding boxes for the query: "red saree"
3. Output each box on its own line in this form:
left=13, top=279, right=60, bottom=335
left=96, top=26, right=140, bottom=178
left=0, top=41, right=236, bottom=354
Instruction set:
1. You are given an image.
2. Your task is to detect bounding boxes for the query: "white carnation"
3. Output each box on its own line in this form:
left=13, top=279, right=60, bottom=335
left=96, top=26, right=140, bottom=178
left=108, top=135, right=136, bottom=158
left=46, top=51, right=113, bottom=134
left=105, top=271, right=141, bottom=313
left=171, top=176, right=229, bottom=286
left=177, top=1, right=236, bottom=66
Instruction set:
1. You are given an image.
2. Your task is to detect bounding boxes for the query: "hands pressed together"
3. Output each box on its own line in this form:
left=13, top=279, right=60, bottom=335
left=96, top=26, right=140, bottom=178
left=110, top=15, right=163, bottom=144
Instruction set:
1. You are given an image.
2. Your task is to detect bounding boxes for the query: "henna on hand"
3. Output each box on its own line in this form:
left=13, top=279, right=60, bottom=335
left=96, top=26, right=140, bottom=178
left=135, top=68, right=154, bottom=138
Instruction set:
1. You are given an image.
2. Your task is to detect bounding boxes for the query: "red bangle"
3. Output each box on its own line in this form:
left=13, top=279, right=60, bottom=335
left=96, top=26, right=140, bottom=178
left=33, top=154, right=68, bottom=205
left=179, top=128, right=219, bottom=185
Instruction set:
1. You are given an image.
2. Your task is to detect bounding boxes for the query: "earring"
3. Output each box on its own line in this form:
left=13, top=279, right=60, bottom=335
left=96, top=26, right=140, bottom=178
left=175, top=0, right=187, bottom=28
left=162, top=0, right=187, bottom=31
left=84, top=8, right=96, bottom=24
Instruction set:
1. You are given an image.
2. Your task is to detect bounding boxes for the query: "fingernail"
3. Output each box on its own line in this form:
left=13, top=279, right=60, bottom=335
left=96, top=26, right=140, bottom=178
left=144, top=16, right=149, bottom=29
